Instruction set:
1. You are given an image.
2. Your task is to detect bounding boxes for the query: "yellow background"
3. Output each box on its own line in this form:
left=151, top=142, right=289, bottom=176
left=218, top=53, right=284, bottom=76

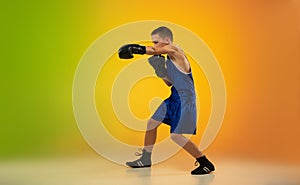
left=1, top=0, right=299, bottom=165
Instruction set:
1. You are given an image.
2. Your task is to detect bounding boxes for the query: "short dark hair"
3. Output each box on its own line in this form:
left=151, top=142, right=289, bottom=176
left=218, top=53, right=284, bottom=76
left=151, top=26, right=173, bottom=42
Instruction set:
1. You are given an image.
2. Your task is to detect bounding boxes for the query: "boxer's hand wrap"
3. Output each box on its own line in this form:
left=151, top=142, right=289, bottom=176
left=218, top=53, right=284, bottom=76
left=118, top=44, right=146, bottom=59
left=148, top=55, right=167, bottom=78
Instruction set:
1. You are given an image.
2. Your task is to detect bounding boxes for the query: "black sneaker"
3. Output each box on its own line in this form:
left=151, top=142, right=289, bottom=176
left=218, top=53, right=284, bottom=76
left=191, top=155, right=215, bottom=175
left=126, top=149, right=152, bottom=168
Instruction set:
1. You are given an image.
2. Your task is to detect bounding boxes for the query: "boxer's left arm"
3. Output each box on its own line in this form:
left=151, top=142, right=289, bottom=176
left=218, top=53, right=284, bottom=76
left=146, top=45, right=177, bottom=55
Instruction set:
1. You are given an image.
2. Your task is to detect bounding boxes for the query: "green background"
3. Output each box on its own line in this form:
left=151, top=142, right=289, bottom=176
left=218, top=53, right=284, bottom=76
left=0, top=1, right=96, bottom=157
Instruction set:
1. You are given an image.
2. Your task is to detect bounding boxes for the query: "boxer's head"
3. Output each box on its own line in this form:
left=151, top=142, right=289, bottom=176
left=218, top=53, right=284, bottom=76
left=151, top=26, right=173, bottom=47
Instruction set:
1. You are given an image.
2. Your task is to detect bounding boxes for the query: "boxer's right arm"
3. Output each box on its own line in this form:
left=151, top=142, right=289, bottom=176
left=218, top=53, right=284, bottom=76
left=148, top=55, right=167, bottom=78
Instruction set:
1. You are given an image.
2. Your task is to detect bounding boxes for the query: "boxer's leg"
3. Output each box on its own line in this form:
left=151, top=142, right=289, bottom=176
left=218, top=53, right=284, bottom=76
left=170, top=133, right=203, bottom=158
left=126, top=119, right=161, bottom=168
left=144, top=118, right=162, bottom=152
left=170, top=133, right=215, bottom=175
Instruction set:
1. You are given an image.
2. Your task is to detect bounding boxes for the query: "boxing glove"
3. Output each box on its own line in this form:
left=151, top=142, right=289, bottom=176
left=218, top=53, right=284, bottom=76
left=118, top=44, right=146, bottom=59
left=148, top=55, right=167, bottom=78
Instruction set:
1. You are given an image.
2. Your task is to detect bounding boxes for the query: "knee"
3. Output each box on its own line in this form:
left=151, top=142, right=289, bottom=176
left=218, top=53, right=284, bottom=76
left=170, top=133, right=188, bottom=147
left=170, top=133, right=182, bottom=142
left=147, top=119, right=160, bottom=131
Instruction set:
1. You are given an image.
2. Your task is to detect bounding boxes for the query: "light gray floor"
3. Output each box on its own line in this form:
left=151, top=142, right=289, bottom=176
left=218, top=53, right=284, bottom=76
left=1, top=153, right=300, bottom=185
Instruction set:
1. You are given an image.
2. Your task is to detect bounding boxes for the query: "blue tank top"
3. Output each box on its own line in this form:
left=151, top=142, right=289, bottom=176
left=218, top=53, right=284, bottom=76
left=165, top=57, right=196, bottom=101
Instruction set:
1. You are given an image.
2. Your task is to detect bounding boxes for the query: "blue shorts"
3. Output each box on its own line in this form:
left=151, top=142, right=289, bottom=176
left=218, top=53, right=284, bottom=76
left=151, top=87, right=197, bottom=135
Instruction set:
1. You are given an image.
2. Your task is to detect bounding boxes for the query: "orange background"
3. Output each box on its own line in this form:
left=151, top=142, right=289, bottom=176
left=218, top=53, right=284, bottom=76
left=87, top=0, right=300, bottom=164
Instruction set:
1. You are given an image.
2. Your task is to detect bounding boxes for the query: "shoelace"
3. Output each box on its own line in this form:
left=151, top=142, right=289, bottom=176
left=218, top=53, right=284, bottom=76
left=194, top=161, right=199, bottom=166
left=135, top=148, right=143, bottom=156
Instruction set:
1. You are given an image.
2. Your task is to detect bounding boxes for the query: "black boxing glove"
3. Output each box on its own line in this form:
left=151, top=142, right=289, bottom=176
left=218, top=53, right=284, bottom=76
left=148, top=55, right=167, bottom=78
left=118, top=44, right=146, bottom=59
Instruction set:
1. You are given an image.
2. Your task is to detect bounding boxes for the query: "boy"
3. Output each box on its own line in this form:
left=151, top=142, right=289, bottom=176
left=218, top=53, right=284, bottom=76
left=118, top=26, right=215, bottom=175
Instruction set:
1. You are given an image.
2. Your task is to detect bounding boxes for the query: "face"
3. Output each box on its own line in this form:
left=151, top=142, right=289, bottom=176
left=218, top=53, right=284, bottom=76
left=151, top=34, right=170, bottom=48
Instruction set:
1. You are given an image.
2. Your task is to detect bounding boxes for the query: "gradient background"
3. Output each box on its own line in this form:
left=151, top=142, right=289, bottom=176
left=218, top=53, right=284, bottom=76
left=1, top=0, right=299, bottom=167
